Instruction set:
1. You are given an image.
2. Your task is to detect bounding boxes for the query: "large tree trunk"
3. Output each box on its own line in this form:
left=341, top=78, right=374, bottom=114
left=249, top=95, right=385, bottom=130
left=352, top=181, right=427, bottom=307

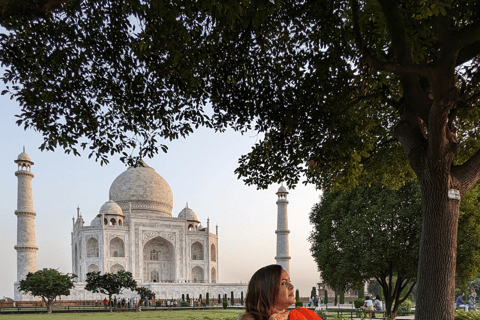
left=415, top=170, right=460, bottom=320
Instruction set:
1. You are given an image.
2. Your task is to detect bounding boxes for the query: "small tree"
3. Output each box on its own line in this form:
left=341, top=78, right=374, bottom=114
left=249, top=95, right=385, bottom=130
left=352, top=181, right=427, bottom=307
left=186, top=294, right=190, bottom=302
left=358, top=284, right=365, bottom=299
left=19, top=268, right=76, bottom=314
left=240, top=291, right=244, bottom=305
left=340, top=291, right=345, bottom=304
left=231, top=291, right=234, bottom=306
left=85, top=270, right=137, bottom=312
left=334, top=290, right=338, bottom=306
left=135, top=287, right=155, bottom=312
left=218, top=294, right=221, bottom=305
left=311, top=287, right=316, bottom=298
left=182, top=294, right=185, bottom=301
left=324, top=290, right=328, bottom=306
left=206, top=292, right=209, bottom=305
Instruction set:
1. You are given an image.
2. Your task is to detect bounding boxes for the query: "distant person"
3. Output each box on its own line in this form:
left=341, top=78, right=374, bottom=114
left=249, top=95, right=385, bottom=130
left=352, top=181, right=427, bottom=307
left=372, top=295, right=382, bottom=318
left=236, top=264, right=323, bottom=320
left=469, top=289, right=477, bottom=311
left=364, top=296, right=374, bottom=318
left=456, top=292, right=469, bottom=312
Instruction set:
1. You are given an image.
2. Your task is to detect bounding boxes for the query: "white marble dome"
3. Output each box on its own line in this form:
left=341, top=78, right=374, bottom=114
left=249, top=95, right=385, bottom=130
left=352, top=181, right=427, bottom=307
left=99, top=200, right=123, bottom=216
left=178, top=207, right=198, bottom=221
left=90, top=216, right=102, bottom=226
left=17, top=151, right=32, bottom=162
left=109, top=162, right=173, bottom=217
left=277, top=185, right=288, bottom=193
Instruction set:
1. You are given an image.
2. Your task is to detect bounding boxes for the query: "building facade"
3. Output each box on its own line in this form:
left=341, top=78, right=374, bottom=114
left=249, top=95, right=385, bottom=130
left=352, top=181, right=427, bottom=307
left=14, top=153, right=247, bottom=301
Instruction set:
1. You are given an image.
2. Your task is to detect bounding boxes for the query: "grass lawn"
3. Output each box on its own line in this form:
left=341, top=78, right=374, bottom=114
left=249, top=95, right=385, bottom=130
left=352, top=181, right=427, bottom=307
left=0, top=309, right=244, bottom=320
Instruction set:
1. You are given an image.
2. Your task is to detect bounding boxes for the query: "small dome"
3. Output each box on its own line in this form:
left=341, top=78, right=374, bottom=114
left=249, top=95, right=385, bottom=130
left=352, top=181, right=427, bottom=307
left=277, top=185, right=288, bottom=193
left=178, top=206, right=198, bottom=221
left=99, top=200, right=124, bottom=216
left=17, top=152, right=31, bottom=161
left=90, top=216, right=102, bottom=226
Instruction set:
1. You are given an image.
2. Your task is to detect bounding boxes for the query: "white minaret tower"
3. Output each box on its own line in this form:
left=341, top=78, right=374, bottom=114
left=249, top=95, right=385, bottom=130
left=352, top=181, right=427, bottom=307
left=14, top=148, right=38, bottom=300
left=275, top=185, right=291, bottom=275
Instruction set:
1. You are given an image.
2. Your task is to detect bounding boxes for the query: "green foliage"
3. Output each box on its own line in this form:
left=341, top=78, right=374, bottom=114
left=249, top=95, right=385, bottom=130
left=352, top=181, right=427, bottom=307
left=218, top=294, right=221, bottom=304
left=295, top=289, right=300, bottom=301
left=231, top=291, right=234, bottom=306
left=324, top=290, right=328, bottom=305
left=311, top=287, right=317, bottom=298
left=181, top=301, right=190, bottom=307
left=354, top=299, right=365, bottom=309
left=187, top=294, right=190, bottom=301
left=135, top=287, right=155, bottom=311
left=340, top=291, right=345, bottom=304
left=19, top=268, right=76, bottom=314
left=155, top=301, right=162, bottom=307
left=455, top=310, right=480, bottom=320
left=309, top=181, right=420, bottom=318
left=358, top=285, right=365, bottom=299
left=240, top=291, right=244, bottom=305
left=182, top=294, right=185, bottom=301
left=334, top=291, right=338, bottom=306
left=296, top=301, right=304, bottom=307
left=85, top=270, right=136, bottom=312
left=4, top=2, right=480, bottom=316
left=223, top=301, right=228, bottom=309
left=457, top=182, right=480, bottom=285
left=398, top=299, right=414, bottom=312
left=206, top=292, right=210, bottom=305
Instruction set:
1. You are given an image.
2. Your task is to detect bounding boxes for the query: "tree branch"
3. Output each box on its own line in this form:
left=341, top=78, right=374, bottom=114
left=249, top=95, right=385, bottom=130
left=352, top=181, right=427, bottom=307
left=456, top=41, right=480, bottom=66
left=452, top=22, right=480, bottom=54
left=452, top=148, right=480, bottom=193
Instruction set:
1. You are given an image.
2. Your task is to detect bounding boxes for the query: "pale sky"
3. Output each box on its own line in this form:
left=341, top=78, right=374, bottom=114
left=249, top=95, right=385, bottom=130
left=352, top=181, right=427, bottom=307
left=0, top=82, right=323, bottom=300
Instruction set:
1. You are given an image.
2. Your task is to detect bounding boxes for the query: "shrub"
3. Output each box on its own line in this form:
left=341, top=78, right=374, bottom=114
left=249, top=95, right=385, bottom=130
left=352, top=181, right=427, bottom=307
left=296, top=301, right=304, bottom=307
left=223, top=301, right=228, bottom=309
left=181, top=301, right=190, bottom=307
left=354, top=298, right=365, bottom=309
left=155, top=301, right=162, bottom=307
left=455, top=310, right=480, bottom=320
left=398, top=298, right=414, bottom=312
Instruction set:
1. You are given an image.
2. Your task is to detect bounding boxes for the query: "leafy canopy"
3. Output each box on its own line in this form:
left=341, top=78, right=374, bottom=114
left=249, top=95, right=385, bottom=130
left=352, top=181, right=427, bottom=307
left=309, top=181, right=421, bottom=318
left=85, top=270, right=137, bottom=297
left=19, top=268, right=76, bottom=313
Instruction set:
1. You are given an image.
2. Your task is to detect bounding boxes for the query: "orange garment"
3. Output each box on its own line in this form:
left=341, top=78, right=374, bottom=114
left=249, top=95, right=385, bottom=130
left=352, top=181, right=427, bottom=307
left=288, top=308, right=323, bottom=320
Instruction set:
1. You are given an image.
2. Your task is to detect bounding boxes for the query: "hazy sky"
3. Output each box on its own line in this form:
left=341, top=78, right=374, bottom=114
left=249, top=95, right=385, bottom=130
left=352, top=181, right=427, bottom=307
left=0, top=85, right=322, bottom=300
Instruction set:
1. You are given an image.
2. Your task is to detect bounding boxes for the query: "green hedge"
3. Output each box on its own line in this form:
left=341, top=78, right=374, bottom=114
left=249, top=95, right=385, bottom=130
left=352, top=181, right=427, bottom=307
left=354, top=298, right=365, bottom=309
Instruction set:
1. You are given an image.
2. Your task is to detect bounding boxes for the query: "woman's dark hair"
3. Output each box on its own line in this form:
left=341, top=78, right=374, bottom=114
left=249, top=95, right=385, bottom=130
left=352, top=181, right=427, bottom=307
left=244, top=264, right=283, bottom=320
left=376, top=295, right=381, bottom=300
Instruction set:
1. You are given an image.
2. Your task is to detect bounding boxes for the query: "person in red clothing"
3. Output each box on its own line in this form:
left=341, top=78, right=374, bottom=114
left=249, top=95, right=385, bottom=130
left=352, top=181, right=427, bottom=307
left=236, top=265, right=323, bottom=320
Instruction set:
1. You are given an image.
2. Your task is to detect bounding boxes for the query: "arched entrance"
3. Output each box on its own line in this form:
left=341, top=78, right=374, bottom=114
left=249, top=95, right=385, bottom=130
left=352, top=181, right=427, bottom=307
left=143, top=236, right=175, bottom=282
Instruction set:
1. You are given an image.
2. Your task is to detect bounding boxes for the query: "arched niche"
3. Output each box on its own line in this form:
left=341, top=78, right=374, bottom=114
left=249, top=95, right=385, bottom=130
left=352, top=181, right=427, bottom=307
left=110, top=237, right=125, bottom=257
left=210, top=244, right=216, bottom=262
left=110, top=263, right=124, bottom=273
left=87, top=237, right=99, bottom=258
left=192, top=266, right=204, bottom=283
left=191, top=241, right=204, bottom=260
left=143, top=236, right=174, bottom=283
left=87, top=264, right=99, bottom=273
left=211, top=267, right=216, bottom=283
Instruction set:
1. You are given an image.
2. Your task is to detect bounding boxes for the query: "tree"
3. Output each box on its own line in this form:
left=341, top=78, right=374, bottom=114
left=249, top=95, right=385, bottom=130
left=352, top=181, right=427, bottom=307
left=2, top=2, right=480, bottom=319
left=135, top=287, right=155, bottom=312
left=19, top=268, right=76, bottom=314
left=309, top=181, right=422, bottom=318
left=85, top=270, right=137, bottom=312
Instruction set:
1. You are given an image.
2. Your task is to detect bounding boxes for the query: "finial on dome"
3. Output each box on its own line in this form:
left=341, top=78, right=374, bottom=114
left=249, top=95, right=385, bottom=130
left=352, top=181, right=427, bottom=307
left=23, top=146, right=25, bottom=153
left=186, top=202, right=189, bottom=208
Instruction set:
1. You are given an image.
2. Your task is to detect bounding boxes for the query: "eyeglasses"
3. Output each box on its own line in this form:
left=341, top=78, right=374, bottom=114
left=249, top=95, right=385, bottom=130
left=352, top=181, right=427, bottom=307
left=281, top=282, right=294, bottom=289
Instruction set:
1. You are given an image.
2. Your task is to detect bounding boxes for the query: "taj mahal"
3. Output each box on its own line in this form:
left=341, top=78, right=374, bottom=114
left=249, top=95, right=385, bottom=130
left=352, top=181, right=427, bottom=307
left=13, top=149, right=291, bottom=302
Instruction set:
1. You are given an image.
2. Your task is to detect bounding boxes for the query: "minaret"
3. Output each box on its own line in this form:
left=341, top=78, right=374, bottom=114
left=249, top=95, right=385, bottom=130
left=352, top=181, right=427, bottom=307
left=275, top=185, right=291, bottom=275
left=14, top=149, right=38, bottom=300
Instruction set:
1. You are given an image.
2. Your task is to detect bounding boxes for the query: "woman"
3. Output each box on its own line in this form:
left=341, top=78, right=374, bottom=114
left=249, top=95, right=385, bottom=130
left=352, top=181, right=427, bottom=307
left=372, top=295, right=382, bottom=318
left=363, top=296, right=374, bottom=318
left=469, top=288, right=477, bottom=311
left=237, top=265, right=322, bottom=320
